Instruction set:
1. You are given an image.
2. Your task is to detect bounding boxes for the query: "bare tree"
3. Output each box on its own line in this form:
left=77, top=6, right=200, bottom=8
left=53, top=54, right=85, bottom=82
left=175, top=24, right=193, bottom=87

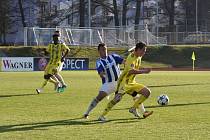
left=79, top=0, right=85, bottom=27
left=33, top=0, right=119, bottom=28
left=167, top=0, right=175, bottom=31
left=18, top=0, right=26, bottom=27
left=122, top=0, right=127, bottom=27
left=183, top=0, right=210, bottom=32
left=91, top=0, right=113, bottom=26
left=0, top=0, right=13, bottom=44
left=134, top=0, right=141, bottom=42
left=159, top=0, right=176, bottom=32
left=113, top=0, right=120, bottom=27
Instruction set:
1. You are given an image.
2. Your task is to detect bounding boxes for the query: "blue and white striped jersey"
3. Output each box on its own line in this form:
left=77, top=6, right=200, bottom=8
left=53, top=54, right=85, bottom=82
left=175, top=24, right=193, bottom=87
left=96, top=54, right=124, bottom=84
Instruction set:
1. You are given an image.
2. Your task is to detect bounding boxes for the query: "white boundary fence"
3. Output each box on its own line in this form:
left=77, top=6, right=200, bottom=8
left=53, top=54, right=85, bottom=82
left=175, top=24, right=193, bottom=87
left=24, top=26, right=167, bottom=47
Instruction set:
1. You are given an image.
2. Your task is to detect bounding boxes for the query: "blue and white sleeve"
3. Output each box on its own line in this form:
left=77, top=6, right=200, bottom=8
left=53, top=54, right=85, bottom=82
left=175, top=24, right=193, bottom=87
left=96, top=60, right=104, bottom=74
left=112, top=53, right=124, bottom=64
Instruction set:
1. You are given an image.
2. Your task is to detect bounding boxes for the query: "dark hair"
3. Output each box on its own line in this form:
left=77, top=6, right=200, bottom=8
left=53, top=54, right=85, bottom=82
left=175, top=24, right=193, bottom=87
left=53, top=34, right=59, bottom=38
left=53, top=31, right=60, bottom=37
left=135, top=42, right=146, bottom=51
left=55, top=31, right=60, bottom=33
left=98, top=43, right=106, bottom=50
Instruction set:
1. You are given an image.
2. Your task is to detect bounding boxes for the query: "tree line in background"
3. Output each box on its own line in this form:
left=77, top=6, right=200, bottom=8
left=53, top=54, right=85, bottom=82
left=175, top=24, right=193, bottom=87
left=1, top=0, right=210, bottom=44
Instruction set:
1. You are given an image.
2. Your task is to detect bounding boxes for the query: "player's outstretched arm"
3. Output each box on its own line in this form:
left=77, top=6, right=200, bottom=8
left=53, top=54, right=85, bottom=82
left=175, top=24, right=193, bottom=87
left=128, top=68, right=151, bottom=75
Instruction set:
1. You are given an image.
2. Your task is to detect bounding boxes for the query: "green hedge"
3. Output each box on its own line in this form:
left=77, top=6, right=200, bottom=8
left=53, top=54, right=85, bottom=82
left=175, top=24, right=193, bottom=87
left=0, top=45, right=210, bottom=68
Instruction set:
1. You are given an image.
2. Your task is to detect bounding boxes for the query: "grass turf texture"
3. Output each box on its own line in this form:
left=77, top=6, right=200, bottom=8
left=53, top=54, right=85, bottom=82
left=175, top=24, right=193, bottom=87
left=0, top=71, right=210, bottom=140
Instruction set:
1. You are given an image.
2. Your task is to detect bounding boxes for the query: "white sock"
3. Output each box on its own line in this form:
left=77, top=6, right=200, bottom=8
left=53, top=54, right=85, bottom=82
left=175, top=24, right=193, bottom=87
left=139, top=103, right=146, bottom=114
left=106, top=95, right=110, bottom=100
left=133, top=95, right=146, bottom=114
left=36, top=88, right=43, bottom=93
left=84, top=98, right=99, bottom=115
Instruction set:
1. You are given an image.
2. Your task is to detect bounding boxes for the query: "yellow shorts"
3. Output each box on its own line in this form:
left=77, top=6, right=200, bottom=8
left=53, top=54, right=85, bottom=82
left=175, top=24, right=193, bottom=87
left=119, top=83, right=145, bottom=95
left=44, top=63, right=61, bottom=75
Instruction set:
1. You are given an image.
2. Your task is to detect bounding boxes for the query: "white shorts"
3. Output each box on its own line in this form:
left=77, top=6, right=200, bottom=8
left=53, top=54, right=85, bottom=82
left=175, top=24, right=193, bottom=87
left=59, top=62, right=64, bottom=72
left=99, top=81, right=117, bottom=95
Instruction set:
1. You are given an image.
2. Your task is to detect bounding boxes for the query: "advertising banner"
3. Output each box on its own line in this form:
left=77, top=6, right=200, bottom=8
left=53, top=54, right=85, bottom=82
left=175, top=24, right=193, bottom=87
left=33, top=57, right=49, bottom=71
left=1, top=57, right=34, bottom=72
left=62, top=58, right=89, bottom=70
left=34, top=57, right=89, bottom=71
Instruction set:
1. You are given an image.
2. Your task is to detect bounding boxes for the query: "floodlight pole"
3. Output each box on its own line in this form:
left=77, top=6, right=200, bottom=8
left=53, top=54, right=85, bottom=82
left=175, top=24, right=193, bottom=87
left=196, top=0, right=198, bottom=43
left=24, top=27, right=27, bottom=46
left=156, top=1, right=159, bottom=44
left=88, top=0, right=91, bottom=27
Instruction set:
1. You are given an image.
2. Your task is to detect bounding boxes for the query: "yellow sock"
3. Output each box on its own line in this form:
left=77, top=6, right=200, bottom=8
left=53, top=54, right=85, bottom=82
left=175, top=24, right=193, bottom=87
left=41, top=80, right=48, bottom=88
left=101, top=100, right=116, bottom=116
left=133, top=95, right=147, bottom=108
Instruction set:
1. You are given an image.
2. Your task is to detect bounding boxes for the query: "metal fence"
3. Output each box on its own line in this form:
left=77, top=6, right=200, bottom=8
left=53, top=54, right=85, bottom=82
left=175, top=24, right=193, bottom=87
left=23, top=26, right=210, bottom=47
left=24, top=26, right=167, bottom=47
left=157, top=32, right=210, bottom=44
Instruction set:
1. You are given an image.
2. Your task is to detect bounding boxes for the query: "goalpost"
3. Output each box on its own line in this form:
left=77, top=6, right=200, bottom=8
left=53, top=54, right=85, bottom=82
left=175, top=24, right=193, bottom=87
left=24, top=26, right=167, bottom=47
left=24, top=27, right=56, bottom=46
left=59, top=28, right=93, bottom=45
left=24, top=27, right=94, bottom=46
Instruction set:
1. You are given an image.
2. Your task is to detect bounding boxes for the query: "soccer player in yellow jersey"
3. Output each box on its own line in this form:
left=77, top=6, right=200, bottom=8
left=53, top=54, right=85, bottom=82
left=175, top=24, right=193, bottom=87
left=50, top=31, right=67, bottom=89
left=98, top=42, right=153, bottom=122
left=36, top=33, right=70, bottom=94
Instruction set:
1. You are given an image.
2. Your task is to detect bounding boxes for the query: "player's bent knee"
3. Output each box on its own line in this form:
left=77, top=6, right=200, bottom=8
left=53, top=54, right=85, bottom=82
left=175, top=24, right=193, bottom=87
left=44, top=74, right=52, bottom=80
left=140, top=88, right=151, bottom=98
left=145, top=88, right=151, bottom=97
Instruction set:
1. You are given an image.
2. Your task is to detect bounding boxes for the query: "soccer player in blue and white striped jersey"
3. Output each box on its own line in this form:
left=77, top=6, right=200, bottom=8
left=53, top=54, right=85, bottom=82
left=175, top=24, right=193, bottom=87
left=83, top=43, right=124, bottom=118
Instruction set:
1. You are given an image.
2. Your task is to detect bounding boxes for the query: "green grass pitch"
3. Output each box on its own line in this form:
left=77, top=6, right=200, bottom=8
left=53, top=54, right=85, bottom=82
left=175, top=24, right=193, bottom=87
left=0, top=71, right=210, bottom=140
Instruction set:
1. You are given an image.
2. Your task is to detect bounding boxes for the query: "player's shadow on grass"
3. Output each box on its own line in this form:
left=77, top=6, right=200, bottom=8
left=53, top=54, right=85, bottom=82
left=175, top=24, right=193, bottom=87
left=148, top=83, right=210, bottom=88
left=0, top=92, right=56, bottom=98
left=113, top=101, right=210, bottom=111
left=107, top=117, right=143, bottom=124
left=0, top=117, right=142, bottom=133
left=0, top=117, right=99, bottom=133
left=146, top=101, right=210, bottom=108
left=0, top=94, right=37, bottom=98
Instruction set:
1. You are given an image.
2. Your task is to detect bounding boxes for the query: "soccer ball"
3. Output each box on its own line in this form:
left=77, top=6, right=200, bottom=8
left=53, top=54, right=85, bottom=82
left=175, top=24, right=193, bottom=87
left=157, top=94, right=169, bottom=105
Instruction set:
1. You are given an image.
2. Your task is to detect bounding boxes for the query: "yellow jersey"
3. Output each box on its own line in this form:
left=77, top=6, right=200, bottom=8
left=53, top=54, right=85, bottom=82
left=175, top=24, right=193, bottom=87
left=117, top=53, right=142, bottom=89
left=47, top=43, right=70, bottom=65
